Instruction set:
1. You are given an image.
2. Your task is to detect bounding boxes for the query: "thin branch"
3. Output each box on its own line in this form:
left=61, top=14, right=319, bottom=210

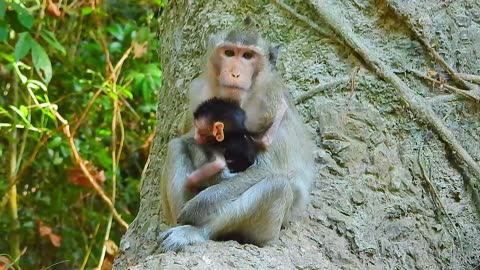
left=308, top=0, right=480, bottom=182
left=51, top=108, right=128, bottom=230
left=272, top=0, right=333, bottom=38
left=427, top=94, right=461, bottom=104
left=418, top=138, right=463, bottom=252
left=385, top=1, right=474, bottom=90
left=406, top=69, right=480, bottom=102
left=71, top=88, right=103, bottom=137
left=96, top=214, right=113, bottom=270
left=80, top=222, right=101, bottom=270
left=295, top=76, right=351, bottom=104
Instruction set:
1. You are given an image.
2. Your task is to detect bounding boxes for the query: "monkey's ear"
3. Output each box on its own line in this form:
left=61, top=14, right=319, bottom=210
left=212, top=122, right=225, bottom=142
left=268, top=43, right=281, bottom=69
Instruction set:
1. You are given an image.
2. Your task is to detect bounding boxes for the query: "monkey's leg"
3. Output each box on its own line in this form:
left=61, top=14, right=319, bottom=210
left=159, top=175, right=293, bottom=252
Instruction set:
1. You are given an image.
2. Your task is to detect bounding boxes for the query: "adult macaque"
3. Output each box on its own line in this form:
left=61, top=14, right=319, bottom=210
left=186, top=97, right=264, bottom=193
left=159, top=18, right=315, bottom=252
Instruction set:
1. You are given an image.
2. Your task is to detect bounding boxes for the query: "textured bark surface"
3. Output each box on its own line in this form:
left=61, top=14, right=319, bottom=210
left=114, top=0, right=480, bottom=269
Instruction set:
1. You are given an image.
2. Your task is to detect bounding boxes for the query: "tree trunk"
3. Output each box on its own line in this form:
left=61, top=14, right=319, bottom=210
left=114, top=0, right=480, bottom=269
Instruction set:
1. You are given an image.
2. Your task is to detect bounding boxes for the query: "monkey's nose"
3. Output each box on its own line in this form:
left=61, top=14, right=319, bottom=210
left=231, top=73, right=240, bottom=78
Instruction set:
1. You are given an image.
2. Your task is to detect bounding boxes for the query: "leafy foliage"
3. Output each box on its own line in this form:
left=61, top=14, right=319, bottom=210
left=0, top=0, right=163, bottom=268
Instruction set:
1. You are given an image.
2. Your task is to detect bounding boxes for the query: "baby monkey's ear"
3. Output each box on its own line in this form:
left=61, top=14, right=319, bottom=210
left=212, top=122, right=225, bottom=142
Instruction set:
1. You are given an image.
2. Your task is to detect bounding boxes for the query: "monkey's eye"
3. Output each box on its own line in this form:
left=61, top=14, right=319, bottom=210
left=242, top=51, right=254, bottom=59
left=224, top=50, right=235, bottom=57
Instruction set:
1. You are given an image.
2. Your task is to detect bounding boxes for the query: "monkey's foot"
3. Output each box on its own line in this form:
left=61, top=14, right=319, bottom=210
left=157, top=225, right=208, bottom=252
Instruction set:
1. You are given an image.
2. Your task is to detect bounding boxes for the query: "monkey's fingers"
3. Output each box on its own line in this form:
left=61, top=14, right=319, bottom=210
left=157, top=225, right=208, bottom=253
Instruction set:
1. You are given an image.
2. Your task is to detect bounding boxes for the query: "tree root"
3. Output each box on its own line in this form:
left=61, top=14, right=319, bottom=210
left=418, top=137, right=464, bottom=253
left=385, top=1, right=475, bottom=91
left=295, top=76, right=351, bottom=104
left=273, top=0, right=333, bottom=38
left=406, top=69, right=480, bottom=102
left=276, top=0, right=480, bottom=182
left=458, top=73, right=480, bottom=85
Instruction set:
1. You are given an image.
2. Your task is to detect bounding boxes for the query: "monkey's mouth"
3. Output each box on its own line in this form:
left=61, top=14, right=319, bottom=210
left=222, top=85, right=247, bottom=92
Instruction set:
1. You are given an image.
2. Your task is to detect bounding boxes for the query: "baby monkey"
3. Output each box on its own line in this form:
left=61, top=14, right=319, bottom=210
left=186, top=97, right=267, bottom=193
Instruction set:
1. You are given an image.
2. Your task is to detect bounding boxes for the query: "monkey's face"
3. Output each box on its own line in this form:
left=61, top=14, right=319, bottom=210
left=194, top=119, right=213, bottom=144
left=211, top=45, right=263, bottom=101
left=194, top=119, right=225, bottom=144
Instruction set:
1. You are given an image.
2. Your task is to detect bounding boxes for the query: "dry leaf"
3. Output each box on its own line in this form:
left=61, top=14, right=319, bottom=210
left=100, top=256, right=114, bottom=270
left=0, top=256, right=15, bottom=270
left=105, top=239, right=118, bottom=256
left=49, top=233, right=62, bottom=247
left=39, top=224, right=52, bottom=236
left=426, top=70, right=438, bottom=78
left=68, top=162, right=106, bottom=187
left=46, top=0, right=62, bottom=18
left=133, top=41, right=148, bottom=59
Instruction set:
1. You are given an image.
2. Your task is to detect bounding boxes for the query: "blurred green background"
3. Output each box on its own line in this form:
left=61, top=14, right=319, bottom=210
left=0, top=0, right=163, bottom=269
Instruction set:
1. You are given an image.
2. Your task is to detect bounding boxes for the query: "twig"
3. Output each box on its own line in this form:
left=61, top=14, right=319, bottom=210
left=308, top=1, right=480, bottom=182
left=96, top=214, right=113, bottom=270
left=295, top=76, right=351, bottom=104
left=385, top=1, right=473, bottom=90
left=71, top=88, right=103, bottom=137
left=418, top=138, right=464, bottom=252
left=406, top=69, right=480, bottom=102
left=272, top=0, right=333, bottom=38
left=427, top=94, right=461, bottom=104
left=51, top=108, right=128, bottom=230
left=80, top=222, right=101, bottom=270
left=348, top=67, right=360, bottom=101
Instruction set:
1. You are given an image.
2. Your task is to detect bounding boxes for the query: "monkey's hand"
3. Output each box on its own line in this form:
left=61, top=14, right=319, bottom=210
left=253, top=98, right=288, bottom=150
left=178, top=169, right=261, bottom=225
left=184, top=156, right=226, bottom=193
left=253, top=134, right=273, bottom=150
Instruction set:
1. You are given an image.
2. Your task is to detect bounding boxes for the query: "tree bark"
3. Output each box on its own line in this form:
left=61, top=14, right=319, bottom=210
left=114, top=1, right=480, bottom=269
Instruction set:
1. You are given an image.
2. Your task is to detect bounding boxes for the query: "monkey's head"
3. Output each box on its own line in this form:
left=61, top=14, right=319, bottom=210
left=207, top=18, right=280, bottom=101
left=193, top=97, right=247, bottom=144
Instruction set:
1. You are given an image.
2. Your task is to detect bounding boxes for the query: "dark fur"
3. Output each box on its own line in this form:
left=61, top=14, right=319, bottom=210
left=194, top=97, right=259, bottom=173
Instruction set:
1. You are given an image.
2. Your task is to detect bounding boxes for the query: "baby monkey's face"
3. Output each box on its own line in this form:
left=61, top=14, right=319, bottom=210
left=194, top=118, right=225, bottom=144
left=194, top=118, right=213, bottom=144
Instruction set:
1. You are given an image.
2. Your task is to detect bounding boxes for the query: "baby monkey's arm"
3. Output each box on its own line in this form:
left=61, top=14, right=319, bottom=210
left=255, top=98, right=288, bottom=149
left=185, top=153, right=226, bottom=193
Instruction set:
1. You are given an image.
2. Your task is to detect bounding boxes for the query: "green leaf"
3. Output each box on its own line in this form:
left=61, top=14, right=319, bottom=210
left=81, top=7, right=93, bottom=15
left=19, top=105, right=28, bottom=118
left=31, top=41, right=52, bottom=83
left=40, top=30, right=66, bottom=55
left=107, top=24, right=124, bottom=41
left=134, top=27, right=150, bottom=43
left=118, top=85, right=133, bottom=100
left=14, top=32, right=32, bottom=60
left=0, top=106, right=12, bottom=118
left=0, top=0, right=6, bottom=20
left=0, top=52, right=14, bottom=62
left=0, top=23, right=7, bottom=42
left=9, top=105, right=31, bottom=125
left=11, top=3, right=34, bottom=30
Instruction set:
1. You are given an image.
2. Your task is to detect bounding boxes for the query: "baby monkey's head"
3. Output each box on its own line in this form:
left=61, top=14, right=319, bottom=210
left=193, top=97, right=247, bottom=144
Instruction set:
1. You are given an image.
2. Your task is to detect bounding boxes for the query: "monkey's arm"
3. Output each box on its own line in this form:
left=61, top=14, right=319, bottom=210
left=177, top=166, right=270, bottom=225
left=185, top=154, right=226, bottom=193
left=255, top=98, right=288, bottom=148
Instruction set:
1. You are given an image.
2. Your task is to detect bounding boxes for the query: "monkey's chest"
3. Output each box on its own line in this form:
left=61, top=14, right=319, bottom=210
left=243, top=97, right=276, bottom=133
